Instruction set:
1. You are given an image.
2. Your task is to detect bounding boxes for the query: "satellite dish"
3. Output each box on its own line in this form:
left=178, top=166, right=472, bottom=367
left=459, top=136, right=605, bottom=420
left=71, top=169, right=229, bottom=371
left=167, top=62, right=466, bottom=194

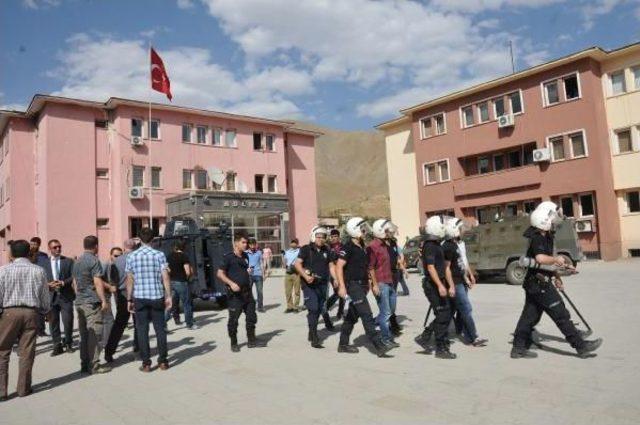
left=207, top=167, right=226, bottom=186
left=237, top=180, right=249, bottom=193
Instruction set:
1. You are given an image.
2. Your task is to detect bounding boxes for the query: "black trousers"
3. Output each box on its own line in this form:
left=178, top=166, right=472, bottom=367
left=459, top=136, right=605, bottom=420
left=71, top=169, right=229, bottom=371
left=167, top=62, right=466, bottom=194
left=513, top=278, right=583, bottom=350
left=326, top=281, right=345, bottom=316
left=302, top=282, right=328, bottom=331
left=339, top=281, right=379, bottom=346
left=134, top=298, right=168, bottom=366
left=49, top=297, right=74, bottom=346
left=227, top=293, right=257, bottom=338
left=422, top=280, right=453, bottom=350
left=105, top=291, right=138, bottom=357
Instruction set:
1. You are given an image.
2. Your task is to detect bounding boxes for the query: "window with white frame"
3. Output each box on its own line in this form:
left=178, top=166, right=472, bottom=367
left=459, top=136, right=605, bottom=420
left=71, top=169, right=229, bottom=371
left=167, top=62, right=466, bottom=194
left=508, top=91, right=523, bottom=114
left=544, top=81, right=560, bottom=105
left=149, top=119, right=160, bottom=139
left=439, top=161, right=450, bottom=181
left=253, top=132, right=263, bottom=150
left=132, top=166, right=145, bottom=187
left=196, top=126, right=208, bottom=144
left=254, top=174, right=264, bottom=193
left=563, top=74, right=580, bottom=100
left=478, top=102, right=490, bottom=123
left=266, top=134, right=275, bottom=151
left=420, top=117, right=432, bottom=138
left=213, top=128, right=222, bottom=146
left=131, top=118, right=143, bottom=137
left=478, top=157, right=490, bottom=174
left=424, top=163, right=437, bottom=184
left=569, top=131, right=587, bottom=158
left=549, top=136, right=565, bottom=161
left=195, top=169, right=208, bottom=190
left=579, top=193, right=595, bottom=217
left=633, top=66, right=640, bottom=90
left=560, top=196, right=575, bottom=217
left=225, top=172, right=236, bottom=191
left=462, top=106, right=474, bottom=127
left=151, top=167, right=161, bottom=188
left=423, top=159, right=449, bottom=184
left=182, top=124, right=192, bottom=143
left=434, top=114, right=446, bottom=135
left=626, top=190, right=640, bottom=213
left=182, top=170, right=193, bottom=189
left=96, top=169, right=109, bottom=179
left=615, top=129, right=633, bottom=154
left=493, top=97, right=506, bottom=117
left=225, top=129, right=237, bottom=147
left=611, top=71, right=626, bottom=95
left=267, top=175, right=277, bottom=193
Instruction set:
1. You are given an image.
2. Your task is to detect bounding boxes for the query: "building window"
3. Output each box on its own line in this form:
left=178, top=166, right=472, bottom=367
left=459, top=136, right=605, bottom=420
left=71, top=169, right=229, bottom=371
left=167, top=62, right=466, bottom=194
left=579, top=193, right=595, bottom=217
left=213, top=128, right=222, bottom=146
left=182, top=170, right=193, bottom=189
left=266, top=134, right=275, bottom=151
left=478, top=102, right=490, bottom=123
left=425, top=164, right=437, bottom=184
left=561, top=196, right=575, bottom=217
left=569, top=131, right=587, bottom=158
left=195, top=170, right=208, bottom=190
left=524, top=201, right=536, bottom=214
left=253, top=132, right=263, bottom=150
left=544, top=81, right=559, bottom=105
left=549, top=136, right=565, bottom=161
left=616, top=129, right=633, bottom=154
left=420, top=117, right=432, bottom=138
left=611, top=71, right=626, bottom=95
left=254, top=174, right=264, bottom=192
left=505, top=204, right=517, bottom=217
left=478, top=157, right=490, bottom=174
left=563, top=74, right=580, bottom=100
left=493, top=97, right=505, bottom=117
left=439, top=161, right=450, bottom=181
left=462, top=106, right=474, bottom=127
left=226, top=172, right=236, bottom=191
left=434, top=114, right=446, bottom=135
left=132, top=166, right=144, bottom=187
left=493, top=154, right=505, bottom=171
left=633, top=66, right=640, bottom=90
left=149, top=119, right=160, bottom=139
left=196, top=126, right=207, bottom=144
left=96, top=169, right=109, bottom=178
left=131, top=118, right=143, bottom=137
left=267, top=176, right=277, bottom=193
left=151, top=167, right=161, bottom=189
left=97, top=218, right=109, bottom=228
left=182, top=124, right=192, bottom=143
left=225, top=129, right=237, bottom=147
left=508, top=91, right=523, bottom=114
left=627, top=191, right=640, bottom=213
left=508, top=150, right=522, bottom=168
left=523, top=143, right=535, bottom=165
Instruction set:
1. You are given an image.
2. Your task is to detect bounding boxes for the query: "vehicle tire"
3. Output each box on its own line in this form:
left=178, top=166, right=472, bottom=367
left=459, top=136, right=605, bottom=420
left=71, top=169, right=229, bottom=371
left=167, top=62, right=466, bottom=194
left=505, top=260, right=526, bottom=285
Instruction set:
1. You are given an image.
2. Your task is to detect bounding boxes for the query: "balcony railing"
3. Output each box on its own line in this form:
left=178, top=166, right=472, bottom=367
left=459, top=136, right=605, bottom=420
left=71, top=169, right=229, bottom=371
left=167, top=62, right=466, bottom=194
left=453, top=165, right=541, bottom=197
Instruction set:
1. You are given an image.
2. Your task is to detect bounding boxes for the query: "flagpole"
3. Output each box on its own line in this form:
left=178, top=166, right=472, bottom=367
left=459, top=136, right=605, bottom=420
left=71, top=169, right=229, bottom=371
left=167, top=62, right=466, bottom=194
left=148, top=42, right=153, bottom=232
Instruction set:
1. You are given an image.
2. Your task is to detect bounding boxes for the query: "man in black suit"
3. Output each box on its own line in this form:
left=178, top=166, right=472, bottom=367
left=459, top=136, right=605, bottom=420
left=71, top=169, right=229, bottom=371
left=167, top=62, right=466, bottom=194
left=38, top=239, right=75, bottom=356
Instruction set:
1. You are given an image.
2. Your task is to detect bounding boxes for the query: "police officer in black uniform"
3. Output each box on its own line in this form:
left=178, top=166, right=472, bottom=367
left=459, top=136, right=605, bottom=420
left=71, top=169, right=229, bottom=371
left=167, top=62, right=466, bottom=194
left=415, top=215, right=457, bottom=359
left=512, top=202, right=602, bottom=359
left=217, top=233, right=261, bottom=353
left=336, top=217, right=391, bottom=357
left=295, top=225, right=338, bottom=349
left=386, top=234, right=403, bottom=337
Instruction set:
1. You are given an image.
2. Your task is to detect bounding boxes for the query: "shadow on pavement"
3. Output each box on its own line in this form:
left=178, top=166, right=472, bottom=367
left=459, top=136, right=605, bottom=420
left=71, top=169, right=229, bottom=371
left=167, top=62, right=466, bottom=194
left=261, top=303, right=281, bottom=312
left=32, top=370, right=87, bottom=394
left=168, top=340, right=217, bottom=367
left=238, top=329, right=285, bottom=348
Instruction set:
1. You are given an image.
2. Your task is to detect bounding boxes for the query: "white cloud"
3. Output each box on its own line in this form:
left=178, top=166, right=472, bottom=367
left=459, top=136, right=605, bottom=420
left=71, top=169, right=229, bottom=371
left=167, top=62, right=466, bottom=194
left=22, top=0, right=60, bottom=9
left=47, top=34, right=309, bottom=119
left=429, top=0, right=565, bottom=13
left=177, top=0, right=195, bottom=9
left=0, top=92, right=26, bottom=111
left=582, top=0, right=640, bottom=29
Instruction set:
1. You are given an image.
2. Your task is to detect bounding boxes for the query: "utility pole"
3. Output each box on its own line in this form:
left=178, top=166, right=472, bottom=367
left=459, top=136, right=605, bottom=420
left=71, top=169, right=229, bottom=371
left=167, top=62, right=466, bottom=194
left=509, top=40, right=516, bottom=74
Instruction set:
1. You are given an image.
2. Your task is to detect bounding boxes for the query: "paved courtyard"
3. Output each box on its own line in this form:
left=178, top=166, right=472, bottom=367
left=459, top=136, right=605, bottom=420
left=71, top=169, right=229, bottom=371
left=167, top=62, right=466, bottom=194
left=1, top=259, right=639, bottom=425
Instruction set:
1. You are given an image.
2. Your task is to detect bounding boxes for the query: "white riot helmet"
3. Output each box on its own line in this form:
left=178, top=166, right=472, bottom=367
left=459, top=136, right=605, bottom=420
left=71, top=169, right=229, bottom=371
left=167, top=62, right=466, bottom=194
left=372, top=219, right=392, bottom=239
left=530, top=201, right=563, bottom=231
left=309, top=225, right=328, bottom=243
left=444, top=217, right=465, bottom=239
left=345, top=217, right=371, bottom=239
left=424, top=215, right=446, bottom=240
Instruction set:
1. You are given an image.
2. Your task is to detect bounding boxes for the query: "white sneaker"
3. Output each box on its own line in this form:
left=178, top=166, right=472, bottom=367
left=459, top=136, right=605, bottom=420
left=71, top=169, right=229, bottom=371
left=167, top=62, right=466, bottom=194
left=188, top=324, right=200, bottom=330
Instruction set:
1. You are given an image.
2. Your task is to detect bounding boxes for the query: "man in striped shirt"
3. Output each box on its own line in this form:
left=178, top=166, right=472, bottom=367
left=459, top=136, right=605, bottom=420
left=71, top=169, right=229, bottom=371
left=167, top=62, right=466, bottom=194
left=0, top=240, right=50, bottom=401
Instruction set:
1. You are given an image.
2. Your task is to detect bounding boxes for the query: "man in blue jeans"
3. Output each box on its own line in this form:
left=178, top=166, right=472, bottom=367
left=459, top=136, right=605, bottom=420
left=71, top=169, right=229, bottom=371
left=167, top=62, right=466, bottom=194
left=166, top=240, right=196, bottom=329
left=126, top=227, right=172, bottom=372
left=246, top=239, right=265, bottom=313
left=443, top=217, right=487, bottom=347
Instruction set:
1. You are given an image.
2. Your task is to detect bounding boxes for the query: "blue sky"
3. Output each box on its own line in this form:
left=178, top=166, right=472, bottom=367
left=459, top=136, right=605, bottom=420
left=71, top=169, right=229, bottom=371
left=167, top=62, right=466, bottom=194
left=1, top=0, right=639, bottom=130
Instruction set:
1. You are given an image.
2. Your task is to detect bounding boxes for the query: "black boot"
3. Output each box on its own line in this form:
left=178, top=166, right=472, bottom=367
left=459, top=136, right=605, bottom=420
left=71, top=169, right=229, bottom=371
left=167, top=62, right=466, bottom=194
left=310, top=329, right=324, bottom=349
left=308, top=330, right=313, bottom=342
left=372, top=338, right=392, bottom=358
left=230, top=336, right=240, bottom=353
left=510, top=346, right=537, bottom=359
left=389, top=314, right=403, bottom=335
left=415, top=325, right=433, bottom=350
left=337, top=344, right=359, bottom=353
left=247, top=329, right=261, bottom=348
left=435, top=347, right=457, bottom=359
left=323, top=313, right=335, bottom=331
left=576, top=338, right=603, bottom=358
left=50, top=344, right=64, bottom=357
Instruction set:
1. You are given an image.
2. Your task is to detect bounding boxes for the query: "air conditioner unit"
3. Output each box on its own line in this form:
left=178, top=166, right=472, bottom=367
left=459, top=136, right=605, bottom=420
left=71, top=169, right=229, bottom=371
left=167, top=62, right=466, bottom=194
left=533, top=147, right=551, bottom=162
left=131, top=136, right=144, bottom=146
left=497, top=113, right=515, bottom=128
left=128, top=186, right=144, bottom=199
left=575, top=219, right=593, bottom=233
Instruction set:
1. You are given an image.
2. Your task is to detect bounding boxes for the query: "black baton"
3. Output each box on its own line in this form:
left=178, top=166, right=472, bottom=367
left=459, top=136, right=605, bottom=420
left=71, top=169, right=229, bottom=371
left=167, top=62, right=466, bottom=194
left=559, top=289, right=593, bottom=333
left=422, top=305, right=432, bottom=328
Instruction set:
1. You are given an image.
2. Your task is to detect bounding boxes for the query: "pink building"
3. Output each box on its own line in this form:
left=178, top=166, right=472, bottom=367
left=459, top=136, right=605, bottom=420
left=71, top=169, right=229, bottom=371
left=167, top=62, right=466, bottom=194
left=0, top=95, right=320, bottom=263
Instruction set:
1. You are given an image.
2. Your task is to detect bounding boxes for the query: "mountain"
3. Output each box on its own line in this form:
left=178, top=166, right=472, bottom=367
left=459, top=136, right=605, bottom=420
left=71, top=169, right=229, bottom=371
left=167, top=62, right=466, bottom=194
left=291, top=121, right=390, bottom=219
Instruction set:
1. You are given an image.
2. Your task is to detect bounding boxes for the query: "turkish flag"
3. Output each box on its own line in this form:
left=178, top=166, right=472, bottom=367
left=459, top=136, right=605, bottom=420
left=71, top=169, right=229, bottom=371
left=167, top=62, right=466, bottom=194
left=150, top=47, right=172, bottom=101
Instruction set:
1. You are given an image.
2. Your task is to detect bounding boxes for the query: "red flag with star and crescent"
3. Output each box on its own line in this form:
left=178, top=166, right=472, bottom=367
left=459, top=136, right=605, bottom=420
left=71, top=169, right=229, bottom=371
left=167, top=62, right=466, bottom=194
left=150, top=47, right=172, bottom=101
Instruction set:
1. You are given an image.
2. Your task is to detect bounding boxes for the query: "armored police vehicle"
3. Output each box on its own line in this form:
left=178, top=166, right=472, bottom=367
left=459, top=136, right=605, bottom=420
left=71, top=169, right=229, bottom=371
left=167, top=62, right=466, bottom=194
left=151, top=218, right=232, bottom=306
left=403, top=215, right=583, bottom=285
